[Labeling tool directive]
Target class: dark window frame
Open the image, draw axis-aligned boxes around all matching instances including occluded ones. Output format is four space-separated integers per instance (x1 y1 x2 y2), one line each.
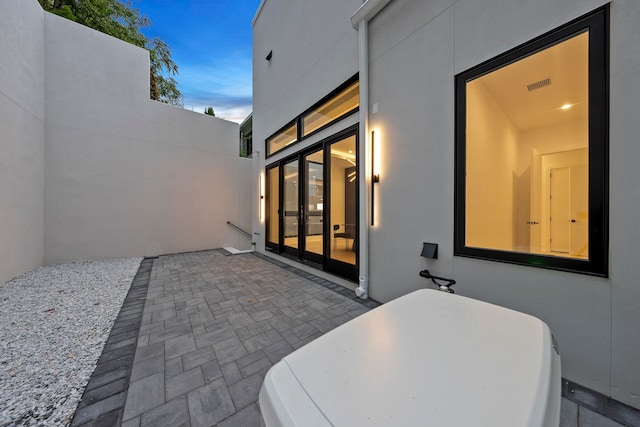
265 74 359 159
301 80 359 138
266 119 298 158
454 5 609 277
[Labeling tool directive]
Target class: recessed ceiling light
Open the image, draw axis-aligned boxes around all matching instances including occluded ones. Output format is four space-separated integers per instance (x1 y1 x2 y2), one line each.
561 104 572 110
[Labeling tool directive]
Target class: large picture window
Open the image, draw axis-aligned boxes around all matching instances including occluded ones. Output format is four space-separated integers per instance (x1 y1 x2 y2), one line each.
454 6 608 276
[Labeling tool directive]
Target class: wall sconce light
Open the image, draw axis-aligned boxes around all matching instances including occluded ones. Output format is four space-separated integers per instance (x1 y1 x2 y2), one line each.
265 50 273 61
372 130 380 183
371 130 380 226
259 173 265 222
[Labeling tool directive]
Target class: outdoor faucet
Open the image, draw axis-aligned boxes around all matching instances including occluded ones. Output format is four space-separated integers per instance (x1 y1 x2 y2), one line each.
419 269 456 294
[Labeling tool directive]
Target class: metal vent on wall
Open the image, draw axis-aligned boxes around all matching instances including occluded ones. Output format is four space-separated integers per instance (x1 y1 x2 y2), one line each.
527 78 552 92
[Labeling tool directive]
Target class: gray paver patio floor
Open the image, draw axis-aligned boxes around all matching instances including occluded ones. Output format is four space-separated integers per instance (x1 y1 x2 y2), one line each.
120 249 374 427
75 249 632 426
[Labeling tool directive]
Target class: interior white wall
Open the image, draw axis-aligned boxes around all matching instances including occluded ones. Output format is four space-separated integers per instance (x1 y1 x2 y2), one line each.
253 0 640 410
0 0 45 284
465 80 517 251
42 12 251 264
330 159 347 230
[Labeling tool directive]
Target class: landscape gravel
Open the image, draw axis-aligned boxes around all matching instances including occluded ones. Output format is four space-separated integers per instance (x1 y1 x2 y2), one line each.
0 258 142 426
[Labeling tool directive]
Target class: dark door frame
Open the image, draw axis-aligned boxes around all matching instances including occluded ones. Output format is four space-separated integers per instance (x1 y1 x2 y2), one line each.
265 124 359 281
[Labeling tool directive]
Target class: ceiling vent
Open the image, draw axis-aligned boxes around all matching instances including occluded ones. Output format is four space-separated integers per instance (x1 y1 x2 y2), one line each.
527 78 551 92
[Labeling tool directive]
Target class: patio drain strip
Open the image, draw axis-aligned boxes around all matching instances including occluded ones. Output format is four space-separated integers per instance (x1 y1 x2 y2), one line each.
251 252 381 309
69 257 154 426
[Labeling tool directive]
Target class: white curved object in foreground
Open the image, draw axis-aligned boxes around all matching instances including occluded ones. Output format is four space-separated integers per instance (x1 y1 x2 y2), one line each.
260 289 561 427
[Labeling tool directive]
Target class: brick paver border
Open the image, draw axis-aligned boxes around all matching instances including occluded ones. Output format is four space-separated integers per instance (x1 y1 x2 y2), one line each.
70 258 154 426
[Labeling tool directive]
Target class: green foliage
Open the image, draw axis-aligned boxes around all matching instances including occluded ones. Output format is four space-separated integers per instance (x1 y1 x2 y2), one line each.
39 0 183 106
204 107 215 116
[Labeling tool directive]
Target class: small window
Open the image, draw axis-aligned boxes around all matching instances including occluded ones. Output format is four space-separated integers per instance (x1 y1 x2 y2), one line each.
267 121 298 157
454 6 608 276
302 81 359 137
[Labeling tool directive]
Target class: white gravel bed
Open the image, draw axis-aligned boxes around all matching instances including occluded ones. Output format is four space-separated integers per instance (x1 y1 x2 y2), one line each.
0 258 143 427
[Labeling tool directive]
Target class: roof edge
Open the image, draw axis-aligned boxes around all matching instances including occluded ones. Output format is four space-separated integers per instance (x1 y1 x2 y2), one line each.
351 0 394 29
252 0 267 27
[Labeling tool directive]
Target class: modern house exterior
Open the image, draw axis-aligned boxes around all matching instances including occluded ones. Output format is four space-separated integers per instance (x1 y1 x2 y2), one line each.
251 0 640 417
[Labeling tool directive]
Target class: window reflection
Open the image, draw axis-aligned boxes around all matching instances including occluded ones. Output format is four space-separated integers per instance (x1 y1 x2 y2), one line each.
303 81 359 136
329 136 357 266
267 122 297 156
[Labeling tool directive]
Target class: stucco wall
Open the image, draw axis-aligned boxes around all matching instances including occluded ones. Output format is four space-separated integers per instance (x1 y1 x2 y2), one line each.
0 0 45 284
43 13 251 264
608 0 640 408
0 2 251 281
367 0 622 402
253 0 640 409
252 0 361 140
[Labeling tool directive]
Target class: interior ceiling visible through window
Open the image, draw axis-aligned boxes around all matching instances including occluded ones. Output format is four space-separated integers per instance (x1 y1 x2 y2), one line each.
476 31 588 132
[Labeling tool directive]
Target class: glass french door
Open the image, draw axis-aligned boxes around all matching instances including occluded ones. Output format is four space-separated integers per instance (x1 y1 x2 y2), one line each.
302 148 324 264
327 135 357 271
282 158 299 256
282 149 324 265
265 126 358 280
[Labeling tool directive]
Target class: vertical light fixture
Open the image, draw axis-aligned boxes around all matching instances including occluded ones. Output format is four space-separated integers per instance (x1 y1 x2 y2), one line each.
371 130 380 226
259 172 265 222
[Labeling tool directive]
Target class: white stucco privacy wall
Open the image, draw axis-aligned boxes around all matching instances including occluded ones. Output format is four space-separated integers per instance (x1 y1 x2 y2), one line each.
0 0 46 284
43 12 252 264
0 0 252 281
253 0 640 410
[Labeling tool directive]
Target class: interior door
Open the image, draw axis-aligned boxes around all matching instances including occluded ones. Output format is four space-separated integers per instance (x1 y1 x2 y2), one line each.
550 167 570 253
570 164 589 258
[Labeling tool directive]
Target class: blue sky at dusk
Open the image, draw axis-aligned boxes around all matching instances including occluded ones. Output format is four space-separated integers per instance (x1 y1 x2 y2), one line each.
135 0 262 123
